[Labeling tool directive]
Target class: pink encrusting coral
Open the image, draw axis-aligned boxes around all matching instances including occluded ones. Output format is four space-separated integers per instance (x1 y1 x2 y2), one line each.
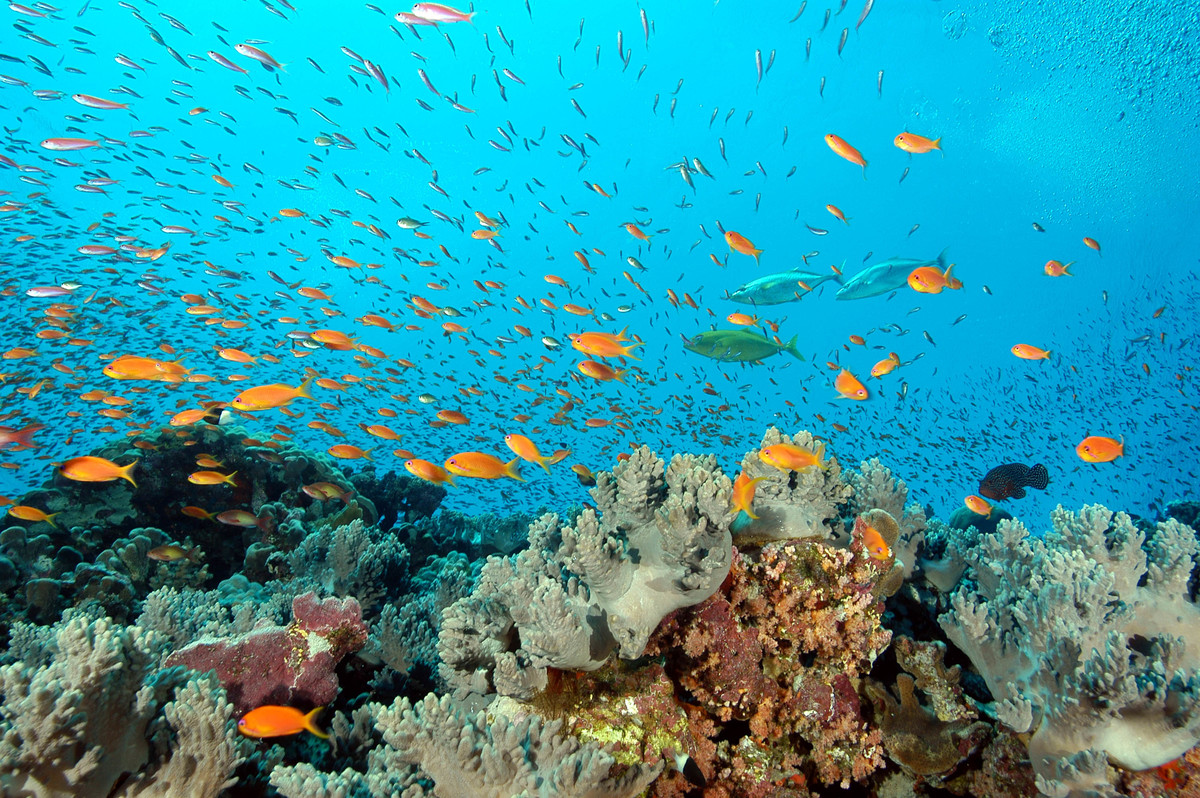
165 591 367 713
645 538 894 794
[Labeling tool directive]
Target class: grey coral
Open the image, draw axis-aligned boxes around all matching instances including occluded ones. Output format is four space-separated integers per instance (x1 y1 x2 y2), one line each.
939 503 1200 798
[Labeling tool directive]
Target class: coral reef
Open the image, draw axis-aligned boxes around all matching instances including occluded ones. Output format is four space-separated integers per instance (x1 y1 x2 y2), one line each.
165 591 367 714
939 504 1200 797
645 537 894 793
731 428 852 544
438 444 735 698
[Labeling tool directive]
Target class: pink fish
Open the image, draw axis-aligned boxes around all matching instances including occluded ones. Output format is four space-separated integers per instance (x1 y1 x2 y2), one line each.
207 50 249 74
235 43 286 71
25 285 76 298
40 138 101 151
71 94 129 110
410 3 475 23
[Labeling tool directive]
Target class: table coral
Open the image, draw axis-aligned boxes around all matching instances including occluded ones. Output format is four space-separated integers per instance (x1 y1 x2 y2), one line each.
165 591 367 714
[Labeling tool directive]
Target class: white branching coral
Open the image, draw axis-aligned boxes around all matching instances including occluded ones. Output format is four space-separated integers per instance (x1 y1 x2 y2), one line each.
939 504 1200 798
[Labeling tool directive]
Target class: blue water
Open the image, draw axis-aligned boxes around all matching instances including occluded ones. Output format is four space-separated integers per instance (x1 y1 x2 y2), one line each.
2 0 1198 528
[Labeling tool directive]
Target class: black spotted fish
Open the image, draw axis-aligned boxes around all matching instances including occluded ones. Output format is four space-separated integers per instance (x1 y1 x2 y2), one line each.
979 463 1050 501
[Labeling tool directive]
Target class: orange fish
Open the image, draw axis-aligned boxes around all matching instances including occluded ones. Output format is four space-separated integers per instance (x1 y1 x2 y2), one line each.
1076 435 1123 463
216 509 271 530
824 133 867 177
505 433 553 474
759 442 826 472
834 369 869 400
568 328 642 360
237 705 329 739
1044 259 1074 277
624 223 651 241
825 204 850 225
436 409 469 425
1011 344 1051 360
871 352 901 378
147 544 200 563
7 505 59 527
328 444 373 460
855 516 892 561
725 312 759 326
731 472 767 519
59 456 138 486
181 505 217 521
908 263 961 294
301 482 353 502
231 378 314 411
894 132 942 155
570 463 596 486
405 458 456 487
188 470 238 486
577 360 627 382
724 230 763 264
1083 236 1102 256
964 495 992 518
445 451 524 481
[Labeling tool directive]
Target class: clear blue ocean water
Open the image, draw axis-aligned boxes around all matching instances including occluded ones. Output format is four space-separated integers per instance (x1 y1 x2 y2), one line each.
2 0 1197 529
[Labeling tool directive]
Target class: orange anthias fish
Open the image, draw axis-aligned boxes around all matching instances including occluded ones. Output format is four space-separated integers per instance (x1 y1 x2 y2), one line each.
577 360 627 382
825 204 850 225
231 377 314 411
568 328 642 359
894 132 942 155
1044 259 1075 277
759 442 826 472
724 230 763 264
7 505 59 527
405 458 456 487
908 263 962 294
188 470 238 486
871 352 901 378
0 423 44 450
1011 344 1051 360
854 515 892 561
731 472 767 519
835 369 869 400
824 133 867 177
505 433 553 474
1083 236 1102 256
570 464 596 486
1076 435 1124 463
238 705 329 739
445 451 524 481
147 544 201 562
59 456 138 486
964 495 993 518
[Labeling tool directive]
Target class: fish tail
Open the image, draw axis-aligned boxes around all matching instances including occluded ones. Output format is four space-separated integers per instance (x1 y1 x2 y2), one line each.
815 441 827 469
621 343 642 361
120 461 138 488
223 470 238 486
504 457 525 482
614 368 628 384
537 456 552 475
861 161 867 180
45 512 59 528
1029 463 1050 489
295 376 314 400
784 334 804 361
442 472 456 488
303 707 331 740
1063 261 1075 276
833 260 846 284
933 137 943 156
744 507 759 520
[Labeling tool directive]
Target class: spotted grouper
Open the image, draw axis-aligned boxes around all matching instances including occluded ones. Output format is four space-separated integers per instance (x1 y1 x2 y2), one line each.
979 463 1050 501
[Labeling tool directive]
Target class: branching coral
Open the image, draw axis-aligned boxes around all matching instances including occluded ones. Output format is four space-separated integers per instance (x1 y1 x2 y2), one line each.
731 427 852 544
939 504 1200 797
439 445 734 698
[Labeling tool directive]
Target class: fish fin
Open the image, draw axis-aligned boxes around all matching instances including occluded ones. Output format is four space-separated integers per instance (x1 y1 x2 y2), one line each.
505 457 525 482
934 137 943 157
833 259 846 284
936 247 950 271
45 512 59 528
303 707 331 740
295 376 314 400
784 334 804 361
120 461 138 488
537 457 552 475
224 470 238 486
1063 261 1075 276
743 507 759 520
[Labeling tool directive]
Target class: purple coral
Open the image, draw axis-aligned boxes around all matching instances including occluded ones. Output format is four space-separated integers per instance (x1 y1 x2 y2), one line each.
165 591 367 714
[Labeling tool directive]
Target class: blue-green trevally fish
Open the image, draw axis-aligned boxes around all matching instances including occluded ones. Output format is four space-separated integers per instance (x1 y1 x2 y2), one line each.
728 267 844 305
683 329 804 362
835 248 949 300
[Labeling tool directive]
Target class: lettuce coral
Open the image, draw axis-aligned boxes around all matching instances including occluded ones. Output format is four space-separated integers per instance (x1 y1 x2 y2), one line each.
938 504 1200 797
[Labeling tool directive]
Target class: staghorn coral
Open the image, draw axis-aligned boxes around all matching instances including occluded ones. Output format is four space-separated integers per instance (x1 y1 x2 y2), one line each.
939 504 1200 797
731 427 852 545
165 591 367 714
439 445 734 698
645 538 893 793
